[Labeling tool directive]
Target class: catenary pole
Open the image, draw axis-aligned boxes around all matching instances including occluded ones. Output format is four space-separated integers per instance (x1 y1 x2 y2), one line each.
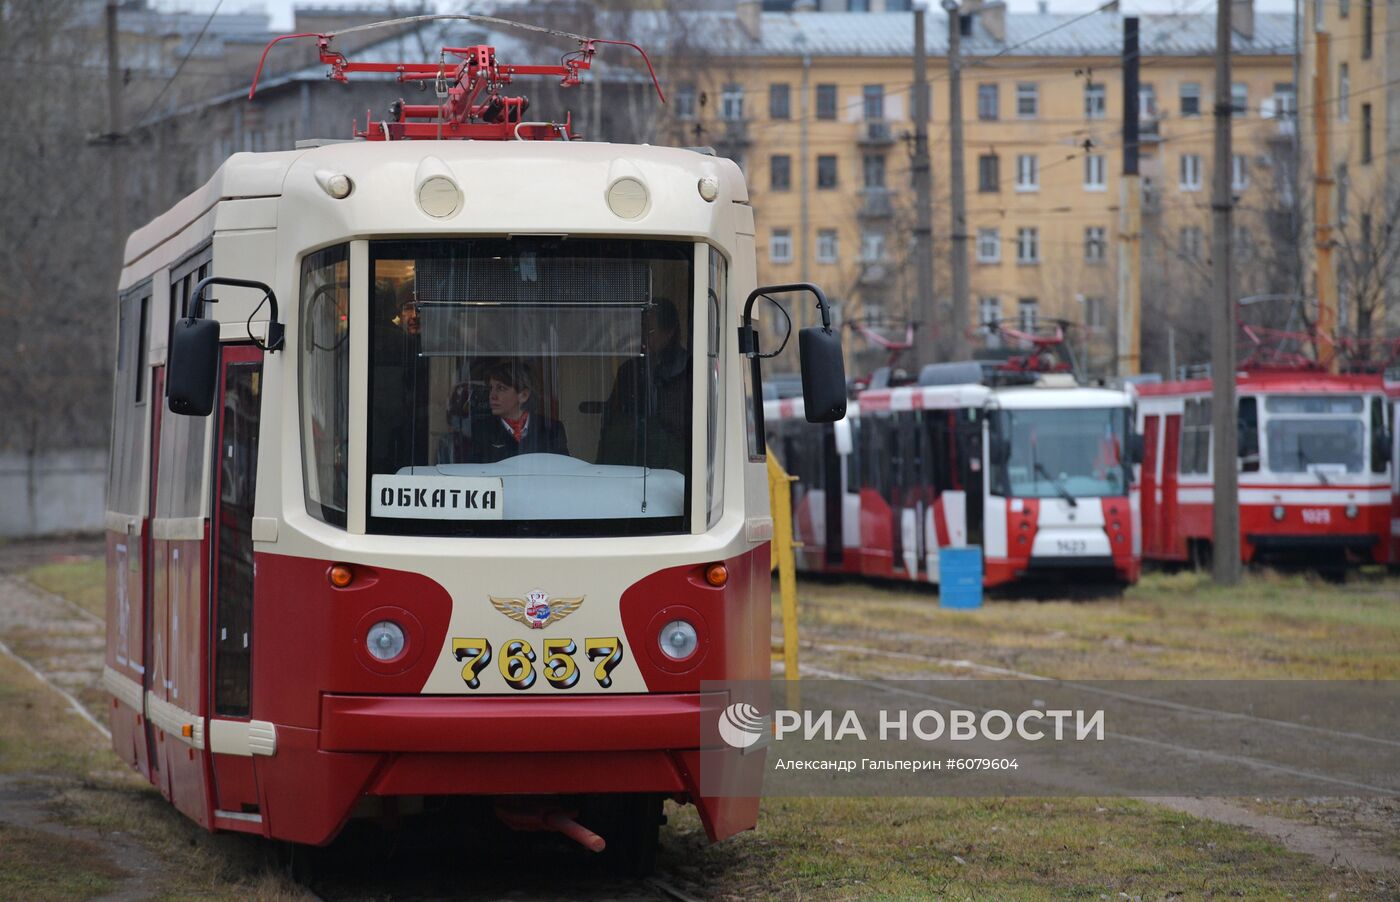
944 0 970 362
912 6 938 367
1210 0 1241 583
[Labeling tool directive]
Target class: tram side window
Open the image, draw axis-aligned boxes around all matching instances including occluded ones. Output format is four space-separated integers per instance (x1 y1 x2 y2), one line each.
1372 397 1388 474
107 288 149 515
1180 398 1211 475
300 244 350 527
1238 397 1259 472
707 247 727 527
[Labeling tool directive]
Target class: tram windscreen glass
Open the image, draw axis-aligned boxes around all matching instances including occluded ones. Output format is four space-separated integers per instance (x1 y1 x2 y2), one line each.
1263 395 1366 474
368 238 695 536
990 407 1131 499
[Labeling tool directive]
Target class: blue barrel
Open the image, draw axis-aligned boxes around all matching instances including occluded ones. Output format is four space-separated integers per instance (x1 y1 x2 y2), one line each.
939 547 984 609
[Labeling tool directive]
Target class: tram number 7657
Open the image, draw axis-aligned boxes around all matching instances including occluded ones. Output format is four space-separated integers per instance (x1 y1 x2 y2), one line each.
452 636 625 691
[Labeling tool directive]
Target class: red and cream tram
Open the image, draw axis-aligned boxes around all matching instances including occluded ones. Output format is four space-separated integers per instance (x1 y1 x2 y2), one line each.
766 356 1141 588
1136 369 1394 568
101 22 844 871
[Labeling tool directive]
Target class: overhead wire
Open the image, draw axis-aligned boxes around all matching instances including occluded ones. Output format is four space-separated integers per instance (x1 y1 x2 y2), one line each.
132 0 228 129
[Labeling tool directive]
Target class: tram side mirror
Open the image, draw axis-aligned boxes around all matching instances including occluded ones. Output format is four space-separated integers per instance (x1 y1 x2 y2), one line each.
167 317 220 417
1129 432 1145 466
799 325 847 423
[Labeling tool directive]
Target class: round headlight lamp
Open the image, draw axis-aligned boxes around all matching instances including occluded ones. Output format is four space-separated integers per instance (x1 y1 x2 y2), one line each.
366 620 406 661
1271 505 1286 522
1345 503 1359 519
659 619 698 661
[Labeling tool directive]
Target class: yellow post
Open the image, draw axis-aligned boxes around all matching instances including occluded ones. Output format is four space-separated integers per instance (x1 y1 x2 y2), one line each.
767 450 800 701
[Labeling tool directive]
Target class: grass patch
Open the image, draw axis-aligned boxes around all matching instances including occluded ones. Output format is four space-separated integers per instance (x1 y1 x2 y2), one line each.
789 569 1400 680
23 558 106 620
0 824 127 901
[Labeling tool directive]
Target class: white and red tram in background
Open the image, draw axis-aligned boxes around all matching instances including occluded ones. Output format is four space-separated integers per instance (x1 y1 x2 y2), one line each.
1137 369 1395 568
766 351 1141 589
101 22 845 871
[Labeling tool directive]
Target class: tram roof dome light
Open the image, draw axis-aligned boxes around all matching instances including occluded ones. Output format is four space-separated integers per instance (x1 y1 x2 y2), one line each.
607 176 650 219
314 169 353 199
414 155 462 219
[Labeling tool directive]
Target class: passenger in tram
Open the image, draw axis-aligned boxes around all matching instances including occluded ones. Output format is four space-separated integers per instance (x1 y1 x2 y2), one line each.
465 360 570 463
597 299 691 472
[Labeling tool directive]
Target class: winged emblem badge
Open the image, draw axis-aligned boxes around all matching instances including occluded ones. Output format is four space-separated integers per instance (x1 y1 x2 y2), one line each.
490 589 584 629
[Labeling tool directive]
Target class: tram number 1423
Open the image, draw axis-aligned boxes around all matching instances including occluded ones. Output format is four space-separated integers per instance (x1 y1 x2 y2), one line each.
452 636 625 691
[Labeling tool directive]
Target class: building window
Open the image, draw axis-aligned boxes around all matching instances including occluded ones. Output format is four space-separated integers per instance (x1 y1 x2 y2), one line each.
1084 154 1106 190
860 229 886 262
863 84 885 121
1361 103 1372 163
849 0 870 10
1179 153 1203 191
1336 64 1350 121
1179 226 1204 261
1016 227 1040 264
978 153 999 192
863 154 886 189
816 83 838 120
721 84 744 121
1274 83 1298 122
770 154 792 191
1231 82 1248 116
1140 84 1158 120
1016 154 1039 191
1314 0 1324 31
979 296 1002 331
770 83 791 120
770 228 793 264
1362 0 1373 58
978 83 998 120
817 155 838 189
1231 154 1249 191
1084 226 1107 262
1180 81 1201 117
817 229 839 263
675 83 696 120
976 227 1001 263
1084 83 1106 119
1018 298 1039 331
1084 296 1106 330
1016 83 1038 118
1340 0 1350 16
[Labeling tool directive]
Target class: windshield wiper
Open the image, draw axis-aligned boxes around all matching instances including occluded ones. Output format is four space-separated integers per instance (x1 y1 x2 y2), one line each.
1035 462 1077 507
1296 446 1330 484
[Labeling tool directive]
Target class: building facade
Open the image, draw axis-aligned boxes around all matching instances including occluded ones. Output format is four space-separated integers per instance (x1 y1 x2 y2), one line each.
1301 0 1399 350
663 5 1295 375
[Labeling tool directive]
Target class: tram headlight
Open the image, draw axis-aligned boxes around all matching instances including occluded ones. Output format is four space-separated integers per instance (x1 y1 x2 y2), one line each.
1345 503 1359 519
366 621 406 661
658 619 698 661
1272 505 1286 522
697 175 719 202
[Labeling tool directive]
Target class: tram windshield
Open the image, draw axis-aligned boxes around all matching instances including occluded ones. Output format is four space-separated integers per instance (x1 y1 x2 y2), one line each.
365 237 695 536
990 407 1131 500
1264 395 1366 475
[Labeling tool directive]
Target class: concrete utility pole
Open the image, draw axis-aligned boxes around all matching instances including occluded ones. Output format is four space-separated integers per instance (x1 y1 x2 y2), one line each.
1312 31 1339 372
911 6 938 368
800 47 812 293
944 0 970 362
1115 16 1142 377
105 0 127 255
1210 0 1241 584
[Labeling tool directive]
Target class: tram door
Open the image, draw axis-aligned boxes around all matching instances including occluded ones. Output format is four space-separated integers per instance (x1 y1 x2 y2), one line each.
142 366 165 781
208 346 264 816
956 410 985 546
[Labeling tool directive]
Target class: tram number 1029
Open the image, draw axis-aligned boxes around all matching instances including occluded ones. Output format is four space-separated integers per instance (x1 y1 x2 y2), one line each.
452 636 625 691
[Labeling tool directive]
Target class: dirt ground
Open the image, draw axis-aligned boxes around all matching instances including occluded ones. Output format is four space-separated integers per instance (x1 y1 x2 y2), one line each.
1 537 1396 900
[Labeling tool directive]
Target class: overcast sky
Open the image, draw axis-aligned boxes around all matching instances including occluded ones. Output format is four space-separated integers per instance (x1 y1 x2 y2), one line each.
151 0 1296 34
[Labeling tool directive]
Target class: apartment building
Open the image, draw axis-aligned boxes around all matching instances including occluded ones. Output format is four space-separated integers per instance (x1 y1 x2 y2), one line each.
1301 0 1400 345
664 4 1295 373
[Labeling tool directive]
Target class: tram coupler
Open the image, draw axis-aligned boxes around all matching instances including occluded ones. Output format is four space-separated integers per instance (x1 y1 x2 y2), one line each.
494 800 606 853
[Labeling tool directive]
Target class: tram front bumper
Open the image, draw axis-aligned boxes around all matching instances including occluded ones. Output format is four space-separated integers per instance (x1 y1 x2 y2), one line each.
319 691 712 753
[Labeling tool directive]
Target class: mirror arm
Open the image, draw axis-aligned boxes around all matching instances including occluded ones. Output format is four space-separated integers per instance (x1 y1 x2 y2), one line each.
741 281 835 336
191 276 286 352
